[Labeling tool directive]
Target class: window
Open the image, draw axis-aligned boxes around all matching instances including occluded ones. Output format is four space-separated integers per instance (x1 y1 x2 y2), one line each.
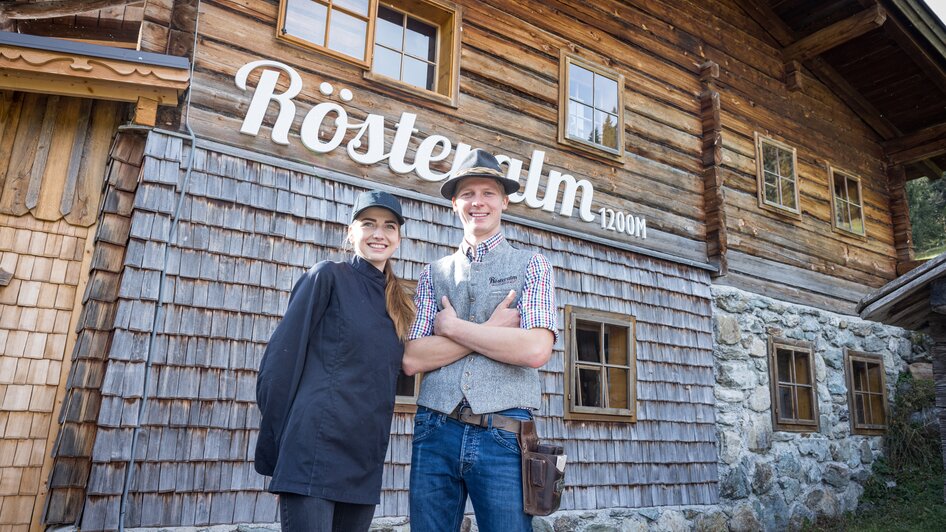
278 0 375 66
755 134 800 217
278 0 460 104
829 166 866 236
559 53 625 160
564 306 636 422
768 337 819 432
845 350 888 435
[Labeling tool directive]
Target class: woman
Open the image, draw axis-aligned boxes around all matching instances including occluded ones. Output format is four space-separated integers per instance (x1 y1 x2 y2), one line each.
255 190 415 532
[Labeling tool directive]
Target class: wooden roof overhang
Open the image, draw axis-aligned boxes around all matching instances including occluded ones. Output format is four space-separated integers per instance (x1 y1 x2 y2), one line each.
735 0 946 182
858 251 946 330
0 30 189 125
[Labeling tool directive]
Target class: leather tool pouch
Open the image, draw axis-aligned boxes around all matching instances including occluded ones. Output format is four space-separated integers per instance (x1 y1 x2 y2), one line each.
518 420 565 516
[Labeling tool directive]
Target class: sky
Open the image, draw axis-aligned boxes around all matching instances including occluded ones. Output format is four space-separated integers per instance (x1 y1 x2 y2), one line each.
925 0 946 26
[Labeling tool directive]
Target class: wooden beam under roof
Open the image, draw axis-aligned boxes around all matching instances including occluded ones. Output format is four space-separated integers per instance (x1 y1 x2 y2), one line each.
784 4 888 62
883 122 946 165
0 0 139 19
732 0 901 140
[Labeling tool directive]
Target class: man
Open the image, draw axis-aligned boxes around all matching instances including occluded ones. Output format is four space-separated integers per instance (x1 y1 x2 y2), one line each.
403 149 557 532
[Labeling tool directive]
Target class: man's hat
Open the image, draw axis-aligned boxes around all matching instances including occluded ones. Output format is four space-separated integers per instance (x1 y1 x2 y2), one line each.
351 190 406 225
440 149 520 199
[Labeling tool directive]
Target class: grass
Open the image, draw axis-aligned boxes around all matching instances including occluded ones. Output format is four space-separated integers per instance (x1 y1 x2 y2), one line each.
916 243 946 260
804 375 946 531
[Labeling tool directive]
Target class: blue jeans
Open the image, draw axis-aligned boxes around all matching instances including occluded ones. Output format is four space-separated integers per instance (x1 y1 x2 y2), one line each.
409 406 533 532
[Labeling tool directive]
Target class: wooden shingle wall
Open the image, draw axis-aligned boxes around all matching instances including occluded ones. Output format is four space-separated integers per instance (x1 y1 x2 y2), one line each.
53 131 714 528
0 91 121 531
43 130 148 527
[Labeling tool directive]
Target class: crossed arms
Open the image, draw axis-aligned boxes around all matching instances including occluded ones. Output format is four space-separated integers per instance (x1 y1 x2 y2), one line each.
401 290 555 376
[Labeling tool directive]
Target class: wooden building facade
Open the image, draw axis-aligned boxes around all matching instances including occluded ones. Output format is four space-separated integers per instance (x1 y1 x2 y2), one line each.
0 0 944 530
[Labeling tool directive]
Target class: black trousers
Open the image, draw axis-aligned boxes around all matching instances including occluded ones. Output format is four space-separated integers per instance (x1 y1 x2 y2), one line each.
278 494 376 532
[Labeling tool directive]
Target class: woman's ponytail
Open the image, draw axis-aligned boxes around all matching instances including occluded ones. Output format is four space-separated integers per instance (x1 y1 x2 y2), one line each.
384 261 416 341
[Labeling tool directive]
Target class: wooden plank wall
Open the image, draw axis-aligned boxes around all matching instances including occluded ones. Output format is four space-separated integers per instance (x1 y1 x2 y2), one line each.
690 1 897 312
0 91 121 531
58 132 715 527
184 0 710 265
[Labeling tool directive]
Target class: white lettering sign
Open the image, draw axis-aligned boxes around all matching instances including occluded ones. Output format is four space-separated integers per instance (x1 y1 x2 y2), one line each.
234 60 646 238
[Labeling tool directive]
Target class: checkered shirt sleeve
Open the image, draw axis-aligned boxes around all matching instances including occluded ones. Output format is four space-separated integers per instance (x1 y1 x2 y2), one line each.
519 254 558 342
406 264 437 340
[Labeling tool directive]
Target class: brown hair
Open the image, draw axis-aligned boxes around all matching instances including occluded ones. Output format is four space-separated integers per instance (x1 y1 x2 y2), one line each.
383 260 416 341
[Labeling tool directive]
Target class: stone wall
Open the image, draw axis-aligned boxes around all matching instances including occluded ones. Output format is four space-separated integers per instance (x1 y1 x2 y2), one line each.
711 285 926 530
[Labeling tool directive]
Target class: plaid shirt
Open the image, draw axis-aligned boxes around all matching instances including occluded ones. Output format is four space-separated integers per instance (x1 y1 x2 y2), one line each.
407 233 558 342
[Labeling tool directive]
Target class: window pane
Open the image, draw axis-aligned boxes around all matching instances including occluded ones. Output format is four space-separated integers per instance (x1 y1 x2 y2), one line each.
396 371 415 396
793 352 811 385
607 368 629 409
376 6 404 50
854 393 867 424
867 363 883 392
373 45 402 80
776 349 793 384
403 56 434 90
834 173 846 200
796 386 814 420
327 9 368 60
847 177 861 205
604 324 628 365
849 205 864 234
836 199 850 229
853 361 867 391
576 326 600 363
778 385 795 419
284 0 328 45
779 177 796 209
762 143 778 173
577 366 603 407
568 101 594 143
594 74 619 114
569 63 594 105
869 394 885 425
334 0 369 16
594 110 620 150
405 17 437 61
777 149 794 177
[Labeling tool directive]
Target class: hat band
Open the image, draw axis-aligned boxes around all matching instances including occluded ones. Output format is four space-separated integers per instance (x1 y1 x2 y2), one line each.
453 166 506 179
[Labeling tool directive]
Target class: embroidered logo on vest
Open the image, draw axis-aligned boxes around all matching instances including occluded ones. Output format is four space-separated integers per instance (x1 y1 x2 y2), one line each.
489 275 518 286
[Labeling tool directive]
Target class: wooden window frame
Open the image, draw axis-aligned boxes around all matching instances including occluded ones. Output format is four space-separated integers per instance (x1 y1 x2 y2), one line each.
768 337 819 432
277 0 378 68
363 0 461 107
558 52 626 162
844 350 888 435
564 305 637 422
828 165 867 239
755 133 802 219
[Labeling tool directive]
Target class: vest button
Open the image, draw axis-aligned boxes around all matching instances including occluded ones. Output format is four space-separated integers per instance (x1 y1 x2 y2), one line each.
463 384 470 391
469 314 474 320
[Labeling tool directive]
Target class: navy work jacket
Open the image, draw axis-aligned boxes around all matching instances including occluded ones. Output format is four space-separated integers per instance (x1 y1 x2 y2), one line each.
255 256 403 504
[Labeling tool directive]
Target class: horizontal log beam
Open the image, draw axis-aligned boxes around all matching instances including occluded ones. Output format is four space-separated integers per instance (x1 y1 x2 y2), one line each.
785 4 888 62
0 0 139 20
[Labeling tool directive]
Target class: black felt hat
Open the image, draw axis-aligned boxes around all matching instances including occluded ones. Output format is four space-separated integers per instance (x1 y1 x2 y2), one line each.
351 190 406 225
440 149 520 199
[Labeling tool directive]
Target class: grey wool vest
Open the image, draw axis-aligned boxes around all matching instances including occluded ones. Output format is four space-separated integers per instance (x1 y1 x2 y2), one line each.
417 239 541 414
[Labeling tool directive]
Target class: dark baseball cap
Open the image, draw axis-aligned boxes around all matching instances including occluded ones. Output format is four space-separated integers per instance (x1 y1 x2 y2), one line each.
351 190 406 225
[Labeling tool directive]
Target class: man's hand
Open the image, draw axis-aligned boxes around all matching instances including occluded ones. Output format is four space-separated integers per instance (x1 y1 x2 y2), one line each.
485 290 520 328
433 296 458 337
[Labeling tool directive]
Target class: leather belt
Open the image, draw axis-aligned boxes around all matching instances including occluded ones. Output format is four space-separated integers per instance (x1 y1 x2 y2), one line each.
447 404 523 434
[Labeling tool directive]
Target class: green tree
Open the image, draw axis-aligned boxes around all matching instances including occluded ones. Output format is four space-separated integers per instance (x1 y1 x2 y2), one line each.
907 176 946 258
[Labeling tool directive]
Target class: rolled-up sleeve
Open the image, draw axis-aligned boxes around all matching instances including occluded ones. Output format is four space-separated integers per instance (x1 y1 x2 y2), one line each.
407 264 437 340
519 254 558 342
